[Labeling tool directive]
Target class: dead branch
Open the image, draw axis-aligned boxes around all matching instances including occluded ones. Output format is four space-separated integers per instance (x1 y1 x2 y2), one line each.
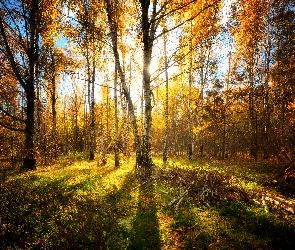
254 192 295 214
169 181 195 210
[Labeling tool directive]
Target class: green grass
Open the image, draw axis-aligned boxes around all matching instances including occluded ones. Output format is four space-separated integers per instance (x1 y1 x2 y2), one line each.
1 156 295 249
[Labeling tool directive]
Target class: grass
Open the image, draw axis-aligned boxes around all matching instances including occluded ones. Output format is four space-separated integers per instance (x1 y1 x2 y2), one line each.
1 155 295 249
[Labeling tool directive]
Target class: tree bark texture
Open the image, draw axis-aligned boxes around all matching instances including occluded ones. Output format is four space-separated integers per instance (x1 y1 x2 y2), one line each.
23 0 39 170
114 63 120 167
140 0 157 176
24 81 36 170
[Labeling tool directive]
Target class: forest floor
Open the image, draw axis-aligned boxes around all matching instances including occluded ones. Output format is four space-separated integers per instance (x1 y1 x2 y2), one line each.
1 155 295 249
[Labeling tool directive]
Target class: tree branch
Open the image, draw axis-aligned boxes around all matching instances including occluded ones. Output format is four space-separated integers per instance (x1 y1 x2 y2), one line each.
151 0 199 24
151 0 169 22
150 46 191 83
0 106 25 123
154 1 219 41
0 120 25 133
0 15 26 89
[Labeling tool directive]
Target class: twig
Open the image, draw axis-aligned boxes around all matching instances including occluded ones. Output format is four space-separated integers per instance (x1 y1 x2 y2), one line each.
169 181 195 210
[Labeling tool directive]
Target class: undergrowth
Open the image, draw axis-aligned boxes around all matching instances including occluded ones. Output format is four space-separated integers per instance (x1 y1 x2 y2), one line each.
1 156 295 249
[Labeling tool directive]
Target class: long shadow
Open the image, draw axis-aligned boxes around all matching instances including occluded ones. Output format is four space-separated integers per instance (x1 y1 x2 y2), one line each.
0 162 162 249
128 183 161 250
0 167 137 249
215 200 295 250
165 200 295 250
157 166 295 249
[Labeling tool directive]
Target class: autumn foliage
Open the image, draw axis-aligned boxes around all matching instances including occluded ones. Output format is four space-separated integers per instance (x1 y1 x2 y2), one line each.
0 0 294 175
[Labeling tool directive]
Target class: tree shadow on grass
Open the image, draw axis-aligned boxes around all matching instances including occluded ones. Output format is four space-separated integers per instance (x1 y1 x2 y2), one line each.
128 183 161 250
156 167 295 249
215 201 295 250
0 168 138 249
169 200 295 250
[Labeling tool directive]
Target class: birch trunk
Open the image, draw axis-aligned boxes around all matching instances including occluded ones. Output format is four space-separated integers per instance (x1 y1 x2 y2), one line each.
114 63 120 167
89 62 95 160
222 51 231 160
105 0 142 168
163 31 169 163
187 22 193 161
139 0 157 179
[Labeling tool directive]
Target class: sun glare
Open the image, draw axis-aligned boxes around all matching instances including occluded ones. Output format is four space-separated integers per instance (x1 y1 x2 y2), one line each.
149 61 158 75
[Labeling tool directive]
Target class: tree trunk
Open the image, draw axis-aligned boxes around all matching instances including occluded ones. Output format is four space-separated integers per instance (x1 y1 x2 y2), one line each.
51 76 58 158
222 51 231 160
187 21 193 161
35 84 42 159
249 66 257 161
141 48 153 169
23 80 36 170
262 26 271 159
163 31 169 163
114 63 120 167
85 34 94 160
105 0 142 169
89 60 96 161
22 0 39 170
0 0 40 170
140 0 157 178
100 126 107 165
50 52 58 160
119 57 131 156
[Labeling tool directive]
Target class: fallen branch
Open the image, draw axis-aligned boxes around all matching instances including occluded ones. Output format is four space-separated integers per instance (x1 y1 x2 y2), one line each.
169 181 195 210
254 192 295 214
266 193 295 214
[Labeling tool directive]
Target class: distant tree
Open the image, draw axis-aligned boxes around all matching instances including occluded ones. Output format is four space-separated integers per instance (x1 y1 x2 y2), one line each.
231 0 269 160
271 0 295 159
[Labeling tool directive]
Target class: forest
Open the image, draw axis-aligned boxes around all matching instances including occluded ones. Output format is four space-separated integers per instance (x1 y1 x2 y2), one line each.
1 0 295 249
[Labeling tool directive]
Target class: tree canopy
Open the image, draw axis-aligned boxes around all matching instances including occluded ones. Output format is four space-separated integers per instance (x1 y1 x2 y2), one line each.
1 0 295 172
